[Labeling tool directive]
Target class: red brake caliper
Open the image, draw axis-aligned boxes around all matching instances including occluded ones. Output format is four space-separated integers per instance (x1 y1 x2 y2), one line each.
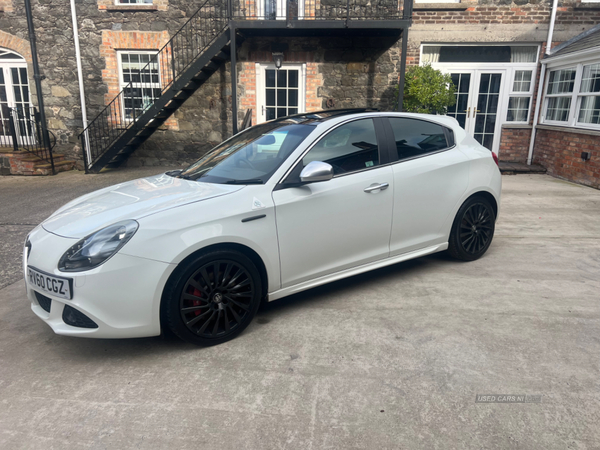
192 288 203 316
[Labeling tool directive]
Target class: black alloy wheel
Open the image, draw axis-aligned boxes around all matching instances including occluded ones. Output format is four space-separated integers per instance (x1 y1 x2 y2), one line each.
448 196 496 261
164 250 262 346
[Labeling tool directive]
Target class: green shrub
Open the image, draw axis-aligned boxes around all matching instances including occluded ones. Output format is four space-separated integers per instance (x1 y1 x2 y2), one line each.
394 64 457 114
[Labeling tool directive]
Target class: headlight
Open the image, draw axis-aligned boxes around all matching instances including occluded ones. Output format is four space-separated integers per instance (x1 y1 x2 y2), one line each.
58 220 139 272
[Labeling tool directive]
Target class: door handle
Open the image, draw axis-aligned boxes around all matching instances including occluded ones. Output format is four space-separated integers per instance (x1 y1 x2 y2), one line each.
466 107 471 117
364 183 389 193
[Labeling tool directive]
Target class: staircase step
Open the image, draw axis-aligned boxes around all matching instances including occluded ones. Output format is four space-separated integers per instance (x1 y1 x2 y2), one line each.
202 61 220 73
211 51 230 62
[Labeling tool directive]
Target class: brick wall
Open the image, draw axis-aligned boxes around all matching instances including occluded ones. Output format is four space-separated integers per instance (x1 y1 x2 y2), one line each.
0 0 13 13
99 30 178 129
533 128 600 190
238 49 324 125
412 4 600 26
0 30 31 63
499 127 532 162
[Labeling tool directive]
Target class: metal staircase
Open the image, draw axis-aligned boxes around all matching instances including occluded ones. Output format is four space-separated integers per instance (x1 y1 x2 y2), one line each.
80 0 413 173
80 0 231 173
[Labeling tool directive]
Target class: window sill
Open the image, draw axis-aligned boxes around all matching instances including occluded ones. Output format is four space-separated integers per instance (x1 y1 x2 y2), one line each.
103 5 159 12
537 124 600 137
574 3 600 10
413 3 469 11
502 124 532 129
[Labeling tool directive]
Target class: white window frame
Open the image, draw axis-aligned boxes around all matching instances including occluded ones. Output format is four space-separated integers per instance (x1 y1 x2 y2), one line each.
506 68 536 123
255 63 306 124
542 58 600 131
117 50 162 122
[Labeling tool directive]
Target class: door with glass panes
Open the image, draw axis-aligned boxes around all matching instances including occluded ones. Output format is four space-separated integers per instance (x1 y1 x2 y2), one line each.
0 49 32 146
446 69 507 152
257 64 305 123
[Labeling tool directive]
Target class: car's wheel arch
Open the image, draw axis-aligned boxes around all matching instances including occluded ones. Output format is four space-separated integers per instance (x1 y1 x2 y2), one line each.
159 242 270 333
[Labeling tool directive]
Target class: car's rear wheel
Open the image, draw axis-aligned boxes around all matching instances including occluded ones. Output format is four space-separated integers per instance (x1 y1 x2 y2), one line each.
448 195 496 261
164 250 262 346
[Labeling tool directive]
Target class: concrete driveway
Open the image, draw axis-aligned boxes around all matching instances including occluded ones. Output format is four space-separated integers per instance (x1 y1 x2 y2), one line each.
0 171 599 449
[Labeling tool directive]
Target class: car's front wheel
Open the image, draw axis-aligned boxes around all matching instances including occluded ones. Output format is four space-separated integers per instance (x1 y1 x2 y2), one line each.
448 195 496 261
164 250 262 346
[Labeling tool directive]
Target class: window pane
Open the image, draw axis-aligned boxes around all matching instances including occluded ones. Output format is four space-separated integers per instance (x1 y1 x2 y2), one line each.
277 70 287 87
303 119 380 174
389 118 448 160
289 70 298 88
507 97 530 122
581 63 600 94
513 70 532 92
266 89 275 106
546 97 572 122
547 69 576 94
578 96 600 124
266 70 276 88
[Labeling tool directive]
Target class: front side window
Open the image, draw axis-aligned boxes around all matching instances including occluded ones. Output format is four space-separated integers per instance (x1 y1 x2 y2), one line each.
577 63 600 125
179 121 314 184
119 51 161 120
302 119 380 175
388 118 449 161
544 68 576 122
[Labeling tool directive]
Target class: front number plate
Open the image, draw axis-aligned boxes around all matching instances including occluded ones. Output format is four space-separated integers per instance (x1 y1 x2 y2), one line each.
27 266 72 300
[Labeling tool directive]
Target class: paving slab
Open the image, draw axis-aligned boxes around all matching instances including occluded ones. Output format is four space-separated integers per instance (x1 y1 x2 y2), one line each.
0 173 599 449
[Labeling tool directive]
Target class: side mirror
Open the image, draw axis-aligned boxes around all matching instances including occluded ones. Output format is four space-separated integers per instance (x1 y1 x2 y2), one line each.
300 161 334 183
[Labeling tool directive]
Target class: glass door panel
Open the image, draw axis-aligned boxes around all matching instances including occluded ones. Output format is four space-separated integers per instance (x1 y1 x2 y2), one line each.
265 68 300 120
473 73 502 150
447 72 472 129
0 69 10 144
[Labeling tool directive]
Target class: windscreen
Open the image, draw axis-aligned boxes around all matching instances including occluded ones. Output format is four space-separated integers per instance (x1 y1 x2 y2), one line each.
178 122 315 184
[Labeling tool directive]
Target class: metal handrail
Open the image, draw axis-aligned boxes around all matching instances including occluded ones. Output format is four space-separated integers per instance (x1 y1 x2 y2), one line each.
2 106 56 174
230 0 406 21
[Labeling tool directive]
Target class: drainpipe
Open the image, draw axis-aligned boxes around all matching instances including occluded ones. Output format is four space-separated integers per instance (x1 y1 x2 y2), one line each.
24 0 53 173
70 0 91 166
527 0 557 165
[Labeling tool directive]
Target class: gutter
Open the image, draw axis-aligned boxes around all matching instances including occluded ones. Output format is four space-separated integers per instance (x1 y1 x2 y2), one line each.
527 0 558 165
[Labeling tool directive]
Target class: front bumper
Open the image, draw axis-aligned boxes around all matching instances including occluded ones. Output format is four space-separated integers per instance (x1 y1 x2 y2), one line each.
23 226 175 339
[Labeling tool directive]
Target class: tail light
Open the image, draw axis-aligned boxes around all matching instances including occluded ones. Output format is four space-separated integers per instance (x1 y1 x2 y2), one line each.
492 152 499 168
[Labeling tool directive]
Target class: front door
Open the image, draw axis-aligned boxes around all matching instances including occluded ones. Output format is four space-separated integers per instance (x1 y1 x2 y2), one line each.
273 118 393 288
446 69 506 153
257 64 305 123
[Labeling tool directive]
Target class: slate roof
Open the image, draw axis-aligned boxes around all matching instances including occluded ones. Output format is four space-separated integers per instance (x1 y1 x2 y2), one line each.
545 23 600 59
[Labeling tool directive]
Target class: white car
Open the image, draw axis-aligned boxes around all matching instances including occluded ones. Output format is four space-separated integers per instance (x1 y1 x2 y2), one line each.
23 110 501 346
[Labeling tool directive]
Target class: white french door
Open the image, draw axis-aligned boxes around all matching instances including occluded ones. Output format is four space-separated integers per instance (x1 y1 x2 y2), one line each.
258 0 305 20
0 60 33 146
256 63 306 123
445 69 507 154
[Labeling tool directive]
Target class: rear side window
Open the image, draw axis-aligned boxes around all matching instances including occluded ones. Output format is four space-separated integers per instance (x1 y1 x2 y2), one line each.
388 118 450 161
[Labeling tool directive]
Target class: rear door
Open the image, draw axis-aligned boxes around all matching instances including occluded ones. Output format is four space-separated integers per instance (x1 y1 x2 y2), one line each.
383 117 470 256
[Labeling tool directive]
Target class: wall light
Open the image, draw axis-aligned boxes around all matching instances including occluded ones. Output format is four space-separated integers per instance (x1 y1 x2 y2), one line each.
272 52 284 70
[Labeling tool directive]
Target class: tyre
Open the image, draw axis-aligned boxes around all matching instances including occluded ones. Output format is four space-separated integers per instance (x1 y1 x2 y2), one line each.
164 250 262 346
447 195 496 261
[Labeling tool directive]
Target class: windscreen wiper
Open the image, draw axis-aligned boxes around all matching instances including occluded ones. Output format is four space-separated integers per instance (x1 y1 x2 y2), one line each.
223 179 264 185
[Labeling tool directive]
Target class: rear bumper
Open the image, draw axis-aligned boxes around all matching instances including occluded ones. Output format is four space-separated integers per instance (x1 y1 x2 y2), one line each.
24 226 176 339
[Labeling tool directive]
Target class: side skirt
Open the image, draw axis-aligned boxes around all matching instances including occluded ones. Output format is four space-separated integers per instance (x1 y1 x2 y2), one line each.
267 243 449 302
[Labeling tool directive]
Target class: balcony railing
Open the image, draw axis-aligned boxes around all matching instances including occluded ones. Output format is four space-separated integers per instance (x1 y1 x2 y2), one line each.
232 0 407 21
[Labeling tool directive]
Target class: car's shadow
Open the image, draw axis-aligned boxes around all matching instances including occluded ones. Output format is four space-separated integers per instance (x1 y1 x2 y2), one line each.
44 252 457 357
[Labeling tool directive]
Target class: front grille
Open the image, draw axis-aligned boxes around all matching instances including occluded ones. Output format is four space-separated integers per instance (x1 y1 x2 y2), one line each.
34 291 51 313
62 305 98 329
